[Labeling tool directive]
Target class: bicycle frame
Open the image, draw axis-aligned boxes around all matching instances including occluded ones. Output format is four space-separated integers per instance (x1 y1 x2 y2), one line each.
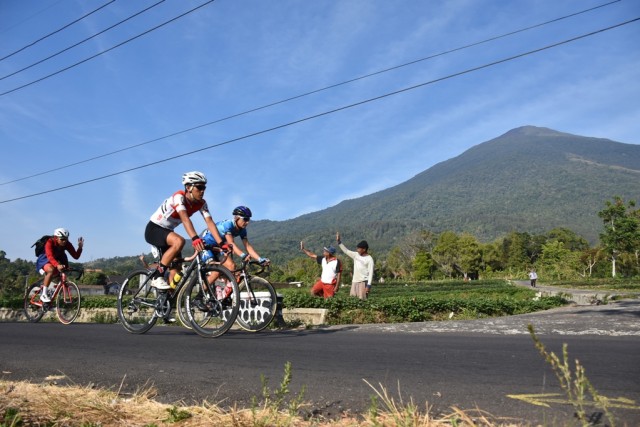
124 246 227 322
24 267 83 324
29 271 76 307
235 260 267 299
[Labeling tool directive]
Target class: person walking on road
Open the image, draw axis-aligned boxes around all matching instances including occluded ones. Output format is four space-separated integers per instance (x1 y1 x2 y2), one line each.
529 268 538 287
336 232 374 300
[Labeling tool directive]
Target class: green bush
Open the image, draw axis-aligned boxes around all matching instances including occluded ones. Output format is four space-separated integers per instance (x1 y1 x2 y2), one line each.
280 280 567 325
82 295 118 309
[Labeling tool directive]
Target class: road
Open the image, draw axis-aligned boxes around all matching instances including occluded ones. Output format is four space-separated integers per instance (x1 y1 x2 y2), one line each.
1 298 639 425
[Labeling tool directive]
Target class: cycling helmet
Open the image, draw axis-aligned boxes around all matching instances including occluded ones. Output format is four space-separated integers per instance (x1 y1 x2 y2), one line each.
181 171 207 186
53 228 70 238
232 206 252 218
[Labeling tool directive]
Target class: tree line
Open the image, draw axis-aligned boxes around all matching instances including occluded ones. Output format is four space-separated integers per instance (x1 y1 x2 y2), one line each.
267 196 640 283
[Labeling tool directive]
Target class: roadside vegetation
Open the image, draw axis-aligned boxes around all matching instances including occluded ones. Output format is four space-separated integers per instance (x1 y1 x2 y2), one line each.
0 279 569 325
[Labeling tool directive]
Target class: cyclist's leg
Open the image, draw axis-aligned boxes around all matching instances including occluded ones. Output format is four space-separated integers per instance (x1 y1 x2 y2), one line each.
222 256 239 296
42 264 57 287
201 253 233 296
162 232 184 269
145 222 180 288
40 264 58 302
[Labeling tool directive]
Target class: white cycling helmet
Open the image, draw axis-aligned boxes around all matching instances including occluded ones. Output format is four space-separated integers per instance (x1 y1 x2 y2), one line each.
181 171 207 186
53 228 70 238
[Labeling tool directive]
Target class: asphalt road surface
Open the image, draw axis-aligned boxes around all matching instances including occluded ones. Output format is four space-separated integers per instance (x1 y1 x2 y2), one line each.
1 299 639 425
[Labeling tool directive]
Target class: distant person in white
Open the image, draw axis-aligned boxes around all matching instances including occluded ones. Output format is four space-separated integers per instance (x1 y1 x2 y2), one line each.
336 232 374 300
529 269 538 287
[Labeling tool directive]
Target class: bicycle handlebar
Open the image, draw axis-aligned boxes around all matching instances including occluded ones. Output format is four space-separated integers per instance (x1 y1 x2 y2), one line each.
238 259 270 275
61 267 84 280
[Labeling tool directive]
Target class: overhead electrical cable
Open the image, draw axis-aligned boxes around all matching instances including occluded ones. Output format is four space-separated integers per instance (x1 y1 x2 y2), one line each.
0 0 216 97
0 0 116 62
1 16 637 205
0 0 622 186
0 1 166 82
0 0 64 35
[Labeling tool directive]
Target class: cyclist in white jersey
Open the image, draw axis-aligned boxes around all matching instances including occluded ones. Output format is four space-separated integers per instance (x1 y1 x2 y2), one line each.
144 171 226 290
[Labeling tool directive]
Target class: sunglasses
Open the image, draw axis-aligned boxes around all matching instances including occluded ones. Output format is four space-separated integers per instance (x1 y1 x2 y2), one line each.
58 237 67 241
193 184 206 191
241 217 251 222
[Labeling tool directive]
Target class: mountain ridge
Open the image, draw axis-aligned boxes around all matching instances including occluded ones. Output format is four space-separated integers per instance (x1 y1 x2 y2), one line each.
249 125 640 263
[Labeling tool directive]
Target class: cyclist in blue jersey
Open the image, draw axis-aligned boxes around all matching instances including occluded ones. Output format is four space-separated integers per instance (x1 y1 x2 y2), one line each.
200 206 269 294
201 206 269 266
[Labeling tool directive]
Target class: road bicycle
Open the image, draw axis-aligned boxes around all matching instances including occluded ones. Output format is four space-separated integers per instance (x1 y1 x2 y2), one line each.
24 267 83 324
117 245 239 336
233 259 278 332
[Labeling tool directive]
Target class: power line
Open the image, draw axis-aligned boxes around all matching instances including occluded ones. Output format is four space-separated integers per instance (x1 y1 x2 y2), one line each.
0 0 622 186
0 0 216 97
0 0 64 35
0 1 166 82
0 0 116 62
1 16 637 205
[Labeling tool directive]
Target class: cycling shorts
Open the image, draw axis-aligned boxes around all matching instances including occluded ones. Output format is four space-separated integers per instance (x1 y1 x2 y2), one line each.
145 221 173 253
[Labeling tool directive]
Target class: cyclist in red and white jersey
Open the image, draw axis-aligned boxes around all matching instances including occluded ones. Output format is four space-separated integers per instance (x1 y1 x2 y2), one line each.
144 171 226 290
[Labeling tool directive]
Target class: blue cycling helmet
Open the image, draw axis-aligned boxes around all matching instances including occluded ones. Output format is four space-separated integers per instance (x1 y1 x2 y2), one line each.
232 206 252 218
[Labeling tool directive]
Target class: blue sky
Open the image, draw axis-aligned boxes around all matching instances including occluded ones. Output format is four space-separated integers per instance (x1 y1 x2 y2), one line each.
1 0 639 262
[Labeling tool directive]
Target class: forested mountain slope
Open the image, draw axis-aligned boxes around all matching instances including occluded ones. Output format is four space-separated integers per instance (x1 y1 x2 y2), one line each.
249 126 640 263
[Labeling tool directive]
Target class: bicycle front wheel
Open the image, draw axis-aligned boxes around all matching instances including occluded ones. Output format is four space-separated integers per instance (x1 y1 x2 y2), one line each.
236 276 277 332
186 265 239 338
23 281 46 323
117 269 159 334
56 281 81 324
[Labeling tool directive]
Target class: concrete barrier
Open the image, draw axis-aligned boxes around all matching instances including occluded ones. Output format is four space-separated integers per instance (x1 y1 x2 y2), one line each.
0 307 328 326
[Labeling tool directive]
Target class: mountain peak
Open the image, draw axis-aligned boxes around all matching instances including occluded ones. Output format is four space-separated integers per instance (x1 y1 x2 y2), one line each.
501 125 573 138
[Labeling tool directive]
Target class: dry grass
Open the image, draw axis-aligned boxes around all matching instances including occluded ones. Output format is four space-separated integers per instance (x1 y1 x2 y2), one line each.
0 379 528 427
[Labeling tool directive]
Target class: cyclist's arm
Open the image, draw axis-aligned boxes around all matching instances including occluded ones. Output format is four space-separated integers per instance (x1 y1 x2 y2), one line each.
242 238 261 260
178 210 200 243
44 239 62 268
203 216 224 245
65 241 82 260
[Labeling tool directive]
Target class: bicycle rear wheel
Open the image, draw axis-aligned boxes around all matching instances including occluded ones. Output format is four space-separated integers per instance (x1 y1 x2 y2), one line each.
236 276 277 332
186 265 239 338
176 274 194 330
23 281 46 323
56 281 81 324
117 269 159 334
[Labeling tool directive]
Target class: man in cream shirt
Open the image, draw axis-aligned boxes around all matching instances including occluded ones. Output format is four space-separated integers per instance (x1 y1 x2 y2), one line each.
336 232 374 300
